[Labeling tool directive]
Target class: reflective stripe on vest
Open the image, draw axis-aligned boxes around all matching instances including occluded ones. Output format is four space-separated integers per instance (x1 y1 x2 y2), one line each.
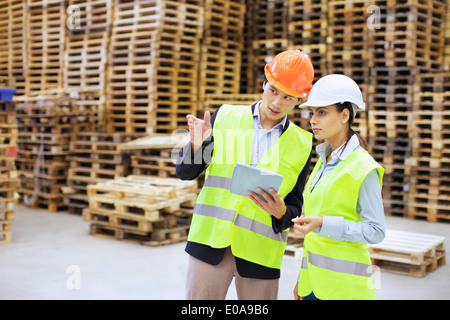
203 175 231 190
193 203 235 222
307 251 372 278
234 214 288 242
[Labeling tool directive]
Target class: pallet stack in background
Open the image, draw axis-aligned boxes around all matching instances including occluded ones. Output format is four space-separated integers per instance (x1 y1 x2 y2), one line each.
0 94 18 243
327 0 370 139
409 72 450 223
0 0 448 251
249 0 289 93
64 132 130 213
26 0 67 95
14 90 99 212
64 0 112 130
367 0 446 219
107 0 204 135
0 0 27 96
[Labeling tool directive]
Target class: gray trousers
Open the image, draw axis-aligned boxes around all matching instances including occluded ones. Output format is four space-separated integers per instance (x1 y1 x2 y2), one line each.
185 247 279 300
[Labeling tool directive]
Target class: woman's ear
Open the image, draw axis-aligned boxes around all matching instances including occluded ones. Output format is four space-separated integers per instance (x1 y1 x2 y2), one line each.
341 108 350 124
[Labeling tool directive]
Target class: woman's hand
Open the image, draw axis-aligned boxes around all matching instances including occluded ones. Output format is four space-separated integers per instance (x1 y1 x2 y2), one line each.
248 188 286 220
291 216 323 235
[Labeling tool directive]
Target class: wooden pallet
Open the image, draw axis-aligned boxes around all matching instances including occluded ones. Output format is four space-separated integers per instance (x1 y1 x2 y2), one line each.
284 227 304 258
84 175 198 246
87 175 197 203
204 0 245 40
64 32 109 91
369 229 446 277
251 0 288 39
0 99 17 241
130 155 177 178
88 220 190 247
69 132 125 154
288 0 327 21
198 44 242 101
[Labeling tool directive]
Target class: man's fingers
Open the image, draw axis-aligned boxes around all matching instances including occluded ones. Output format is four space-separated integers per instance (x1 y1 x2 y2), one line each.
204 111 211 127
248 191 267 209
256 188 271 202
268 188 283 204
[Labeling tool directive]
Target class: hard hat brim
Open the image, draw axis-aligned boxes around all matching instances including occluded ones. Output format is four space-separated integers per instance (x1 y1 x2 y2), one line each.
299 100 365 110
265 68 305 98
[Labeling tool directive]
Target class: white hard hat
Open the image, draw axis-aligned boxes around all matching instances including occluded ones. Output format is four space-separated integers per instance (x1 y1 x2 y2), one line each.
299 74 365 113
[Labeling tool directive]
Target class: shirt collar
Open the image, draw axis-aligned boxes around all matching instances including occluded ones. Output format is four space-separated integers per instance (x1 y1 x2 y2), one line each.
316 134 360 164
253 101 287 130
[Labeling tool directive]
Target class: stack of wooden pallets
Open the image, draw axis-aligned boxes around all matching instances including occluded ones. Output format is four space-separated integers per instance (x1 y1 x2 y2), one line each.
0 100 18 243
369 229 446 277
0 0 27 95
25 0 67 96
15 90 99 212
409 72 450 223
367 0 446 217
286 0 328 141
239 0 255 94
368 66 417 217
368 0 445 70
326 0 370 85
82 175 198 246
64 0 112 128
288 0 328 81
327 0 370 139
64 132 129 213
249 0 288 94
64 0 112 93
106 0 204 135
199 0 246 103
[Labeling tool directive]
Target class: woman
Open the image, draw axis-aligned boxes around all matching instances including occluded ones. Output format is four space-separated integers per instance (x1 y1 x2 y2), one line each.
292 74 385 300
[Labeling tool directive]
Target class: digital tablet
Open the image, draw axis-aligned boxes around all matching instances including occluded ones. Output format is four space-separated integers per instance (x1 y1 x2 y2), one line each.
229 163 283 200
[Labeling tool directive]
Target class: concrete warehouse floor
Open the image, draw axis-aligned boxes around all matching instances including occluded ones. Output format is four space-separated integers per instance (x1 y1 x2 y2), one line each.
1 204 449 300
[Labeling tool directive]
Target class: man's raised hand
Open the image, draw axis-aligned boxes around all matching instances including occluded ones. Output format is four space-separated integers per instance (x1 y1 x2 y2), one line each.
186 111 212 153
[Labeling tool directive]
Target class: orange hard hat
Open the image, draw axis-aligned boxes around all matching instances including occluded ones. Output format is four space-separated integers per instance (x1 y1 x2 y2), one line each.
264 50 314 98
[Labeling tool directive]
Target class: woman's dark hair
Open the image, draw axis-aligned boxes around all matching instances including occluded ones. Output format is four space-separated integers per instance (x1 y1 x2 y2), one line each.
336 102 369 152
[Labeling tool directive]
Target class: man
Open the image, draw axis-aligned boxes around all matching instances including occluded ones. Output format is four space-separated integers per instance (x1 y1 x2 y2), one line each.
176 50 314 300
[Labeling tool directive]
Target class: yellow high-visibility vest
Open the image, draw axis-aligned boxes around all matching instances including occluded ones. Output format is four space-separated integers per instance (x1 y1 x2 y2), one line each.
188 104 312 269
298 148 384 300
